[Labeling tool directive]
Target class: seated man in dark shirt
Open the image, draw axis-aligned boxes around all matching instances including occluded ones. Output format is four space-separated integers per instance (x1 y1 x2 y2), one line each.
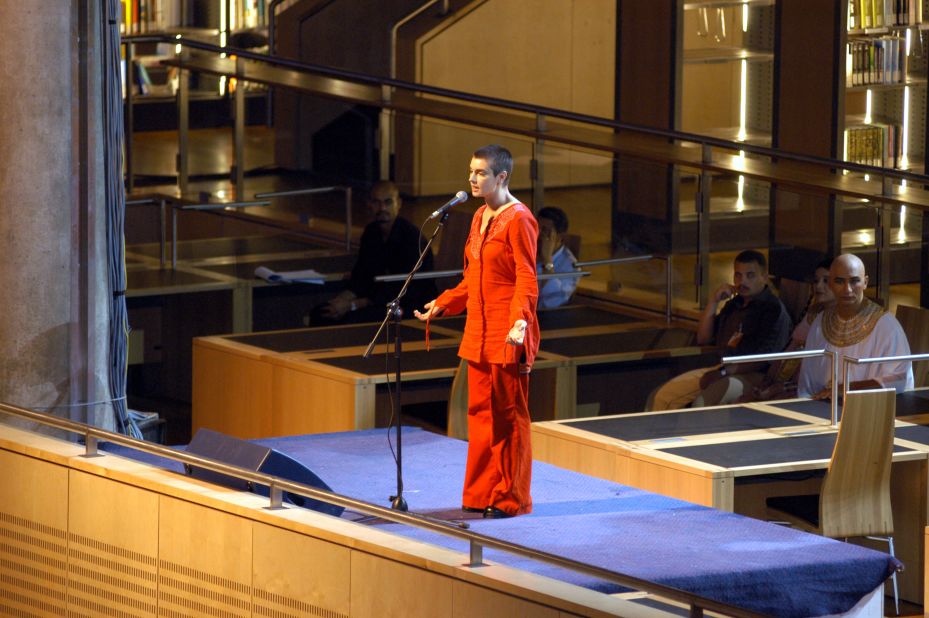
647 249 792 410
315 181 436 324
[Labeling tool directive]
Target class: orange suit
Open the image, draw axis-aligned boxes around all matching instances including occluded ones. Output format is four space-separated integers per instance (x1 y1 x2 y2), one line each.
436 203 539 515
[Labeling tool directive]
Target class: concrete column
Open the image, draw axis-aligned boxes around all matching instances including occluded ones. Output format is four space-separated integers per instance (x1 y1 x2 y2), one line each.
0 2 113 432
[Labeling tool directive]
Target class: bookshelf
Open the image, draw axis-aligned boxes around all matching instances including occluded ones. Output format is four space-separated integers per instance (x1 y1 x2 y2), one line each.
844 0 927 172
120 0 268 34
680 0 775 146
122 0 270 102
678 0 776 283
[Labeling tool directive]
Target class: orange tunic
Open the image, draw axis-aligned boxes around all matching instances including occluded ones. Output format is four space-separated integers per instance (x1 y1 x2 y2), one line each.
436 202 539 516
436 203 540 368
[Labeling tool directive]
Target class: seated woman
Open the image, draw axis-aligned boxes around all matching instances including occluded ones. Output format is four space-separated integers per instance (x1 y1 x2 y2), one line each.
702 258 834 404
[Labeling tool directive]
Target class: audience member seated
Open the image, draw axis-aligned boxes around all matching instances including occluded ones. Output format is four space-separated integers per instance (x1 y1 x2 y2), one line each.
728 258 834 403
536 206 580 309
647 250 792 410
798 253 913 398
313 181 436 324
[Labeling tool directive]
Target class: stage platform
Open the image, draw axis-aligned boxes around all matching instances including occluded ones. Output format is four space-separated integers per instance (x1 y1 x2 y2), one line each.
531 392 929 603
82 425 896 617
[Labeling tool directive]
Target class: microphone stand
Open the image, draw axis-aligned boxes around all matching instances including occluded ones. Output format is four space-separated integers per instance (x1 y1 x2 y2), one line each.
362 211 450 513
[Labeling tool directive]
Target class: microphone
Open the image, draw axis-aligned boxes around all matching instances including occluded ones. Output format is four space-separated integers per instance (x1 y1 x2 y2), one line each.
428 191 468 220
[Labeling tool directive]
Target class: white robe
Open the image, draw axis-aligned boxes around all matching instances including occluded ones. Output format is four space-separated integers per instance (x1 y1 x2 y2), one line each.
798 312 914 397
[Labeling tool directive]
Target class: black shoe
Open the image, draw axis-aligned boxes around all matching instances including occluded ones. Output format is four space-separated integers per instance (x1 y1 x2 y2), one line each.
461 505 484 513
483 506 513 519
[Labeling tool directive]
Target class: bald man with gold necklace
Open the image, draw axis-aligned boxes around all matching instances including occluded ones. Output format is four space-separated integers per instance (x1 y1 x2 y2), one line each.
798 253 913 398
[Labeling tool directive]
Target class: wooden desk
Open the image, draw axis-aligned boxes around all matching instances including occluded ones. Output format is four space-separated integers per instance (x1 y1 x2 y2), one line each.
532 394 929 602
193 305 715 441
431 304 716 416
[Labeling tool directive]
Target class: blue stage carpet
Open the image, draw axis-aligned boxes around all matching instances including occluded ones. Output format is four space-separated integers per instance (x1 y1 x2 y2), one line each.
107 427 898 617
253 428 896 618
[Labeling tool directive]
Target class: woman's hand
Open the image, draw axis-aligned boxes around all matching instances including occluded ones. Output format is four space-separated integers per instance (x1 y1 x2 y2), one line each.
413 300 444 321
506 319 528 345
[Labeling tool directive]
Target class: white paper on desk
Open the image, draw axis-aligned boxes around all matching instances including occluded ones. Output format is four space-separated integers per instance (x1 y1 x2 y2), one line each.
254 266 325 285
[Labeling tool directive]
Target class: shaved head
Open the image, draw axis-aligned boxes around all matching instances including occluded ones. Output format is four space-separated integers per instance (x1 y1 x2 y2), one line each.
831 253 866 276
829 253 869 317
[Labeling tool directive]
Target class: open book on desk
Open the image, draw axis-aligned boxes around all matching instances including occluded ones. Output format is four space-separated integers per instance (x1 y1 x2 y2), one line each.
254 266 325 285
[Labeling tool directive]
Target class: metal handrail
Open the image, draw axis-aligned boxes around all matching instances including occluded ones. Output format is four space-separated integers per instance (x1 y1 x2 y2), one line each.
842 352 929 401
255 186 353 250
119 34 929 191
0 401 766 618
573 255 653 268
171 200 271 269
722 348 840 426
374 269 591 283
574 255 674 324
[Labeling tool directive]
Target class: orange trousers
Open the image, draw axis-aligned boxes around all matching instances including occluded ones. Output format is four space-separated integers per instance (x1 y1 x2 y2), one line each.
462 360 533 516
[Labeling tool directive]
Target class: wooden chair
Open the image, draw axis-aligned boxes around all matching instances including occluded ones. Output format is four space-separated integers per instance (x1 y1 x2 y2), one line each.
766 388 899 613
447 358 469 440
895 305 929 388
774 277 810 325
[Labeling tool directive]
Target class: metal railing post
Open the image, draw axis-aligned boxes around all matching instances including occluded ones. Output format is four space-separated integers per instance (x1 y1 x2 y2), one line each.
233 55 246 199
877 199 892 306
159 199 167 268
176 50 190 195
696 146 713 308
829 350 840 427
665 255 673 323
268 485 284 510
469 540 484 567
344 186 353 250
532 113 546 211
124 41 136 192
83 434 99 458
172 206 178 270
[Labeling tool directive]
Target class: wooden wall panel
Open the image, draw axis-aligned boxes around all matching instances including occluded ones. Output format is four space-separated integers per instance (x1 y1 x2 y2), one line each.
452 580 560 617
411 0 616 196
0 450 68 618
252 520 352 618
67 471 159 618
158 496 253 617
351 551 454 617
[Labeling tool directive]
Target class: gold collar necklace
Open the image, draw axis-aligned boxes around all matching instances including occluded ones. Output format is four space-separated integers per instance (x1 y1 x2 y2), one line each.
821 298 885 347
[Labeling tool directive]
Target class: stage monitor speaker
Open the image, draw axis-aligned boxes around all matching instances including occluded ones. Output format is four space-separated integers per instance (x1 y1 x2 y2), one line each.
186 428 344 517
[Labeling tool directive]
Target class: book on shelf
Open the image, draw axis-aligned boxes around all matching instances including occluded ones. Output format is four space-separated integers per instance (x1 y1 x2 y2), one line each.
848 35 906 85
845 122 901 168
849 0 922 30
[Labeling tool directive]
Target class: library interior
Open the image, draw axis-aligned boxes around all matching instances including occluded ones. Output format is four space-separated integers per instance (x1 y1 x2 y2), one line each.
4 1 929 617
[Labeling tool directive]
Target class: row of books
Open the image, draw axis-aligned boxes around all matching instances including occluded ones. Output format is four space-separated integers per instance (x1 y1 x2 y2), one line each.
849 0 923 29
120 0 267 34
848 36 907 85
845 123 901 168
121 0 173 34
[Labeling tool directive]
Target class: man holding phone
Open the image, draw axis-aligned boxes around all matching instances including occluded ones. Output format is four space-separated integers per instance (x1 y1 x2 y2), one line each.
647 250 792 411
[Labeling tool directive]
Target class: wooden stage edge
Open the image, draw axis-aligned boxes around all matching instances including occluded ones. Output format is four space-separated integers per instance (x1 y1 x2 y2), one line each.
0 422 695 618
